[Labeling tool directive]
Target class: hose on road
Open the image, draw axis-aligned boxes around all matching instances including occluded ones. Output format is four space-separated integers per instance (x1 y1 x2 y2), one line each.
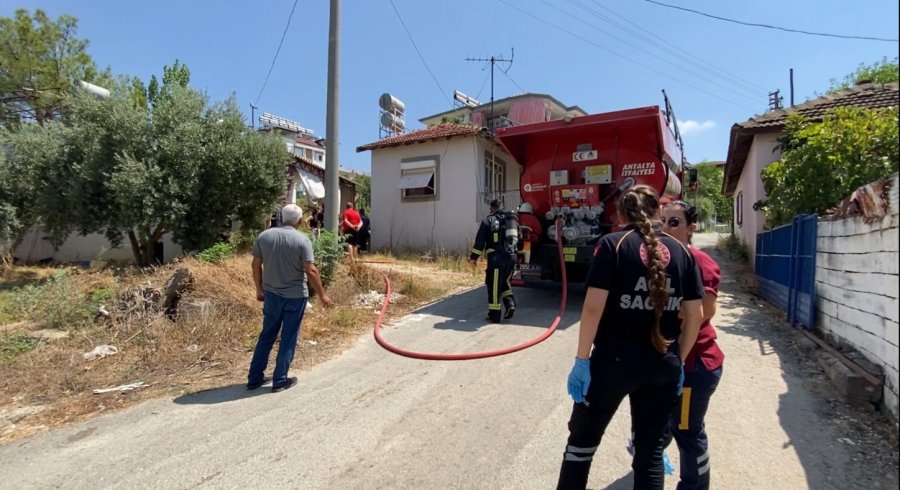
371 219 569 360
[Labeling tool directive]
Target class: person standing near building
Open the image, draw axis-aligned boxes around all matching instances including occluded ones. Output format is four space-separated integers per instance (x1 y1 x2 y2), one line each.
248 204 332 393
341 202 362 262
308 203 323 238
358 207 371 253
469 199 517 323
558 185 704 489
661 199 724 490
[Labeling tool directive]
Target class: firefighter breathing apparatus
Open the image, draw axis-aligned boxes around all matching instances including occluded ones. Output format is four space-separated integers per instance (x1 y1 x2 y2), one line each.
371 218 568 360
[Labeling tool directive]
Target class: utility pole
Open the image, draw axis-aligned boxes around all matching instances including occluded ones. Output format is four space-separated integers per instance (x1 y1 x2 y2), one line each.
465 49 513 131
768 89 783 111
789 68 795 107
325 0 341 232
250 102 257 129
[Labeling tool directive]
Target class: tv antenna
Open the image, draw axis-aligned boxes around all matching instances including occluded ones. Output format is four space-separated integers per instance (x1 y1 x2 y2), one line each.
465 48 514 131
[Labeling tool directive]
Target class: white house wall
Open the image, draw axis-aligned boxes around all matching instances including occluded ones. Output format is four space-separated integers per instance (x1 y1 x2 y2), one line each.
370 138 480 252
815 173 900 421
12 229 184 264
734 133 780 258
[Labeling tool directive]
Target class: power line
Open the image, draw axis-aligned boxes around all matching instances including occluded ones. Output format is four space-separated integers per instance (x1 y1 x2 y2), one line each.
388 0 453 106
474 70 491 100
255 0 299 106
585 0 768 95
497 0 760 112
643 0 899 43
500 69 527 94
548 0 762 104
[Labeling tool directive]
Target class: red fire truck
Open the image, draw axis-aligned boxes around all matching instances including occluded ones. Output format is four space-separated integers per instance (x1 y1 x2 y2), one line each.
494 96 689 286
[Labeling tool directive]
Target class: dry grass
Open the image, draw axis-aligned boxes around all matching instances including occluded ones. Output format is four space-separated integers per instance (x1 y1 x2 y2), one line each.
0 253 482 442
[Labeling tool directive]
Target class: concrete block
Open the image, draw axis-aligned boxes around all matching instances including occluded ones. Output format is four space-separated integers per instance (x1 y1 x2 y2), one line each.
815 351 883 407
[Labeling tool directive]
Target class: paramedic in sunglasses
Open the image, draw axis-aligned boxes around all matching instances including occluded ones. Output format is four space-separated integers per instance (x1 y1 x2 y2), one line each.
660 199 724 490
558 185 704 490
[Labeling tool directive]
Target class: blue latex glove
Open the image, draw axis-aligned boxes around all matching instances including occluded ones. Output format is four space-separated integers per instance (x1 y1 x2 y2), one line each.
676 363 685 397
567 358 591 403
662 451 675 475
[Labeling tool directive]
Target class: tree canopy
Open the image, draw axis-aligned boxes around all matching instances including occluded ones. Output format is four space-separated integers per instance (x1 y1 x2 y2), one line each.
0 8 109 128
828 57 899 93
2 60 292 265
760 106 899 226
683 163 731 228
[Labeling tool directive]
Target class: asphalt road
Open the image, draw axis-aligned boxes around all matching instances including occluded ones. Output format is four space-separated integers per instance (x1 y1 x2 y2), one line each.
1 234 896 489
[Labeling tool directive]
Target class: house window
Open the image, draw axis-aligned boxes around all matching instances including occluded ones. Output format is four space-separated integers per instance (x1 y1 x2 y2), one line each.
736 192 743 226
315 152 324 163
484 151 506 206
397 158 438 201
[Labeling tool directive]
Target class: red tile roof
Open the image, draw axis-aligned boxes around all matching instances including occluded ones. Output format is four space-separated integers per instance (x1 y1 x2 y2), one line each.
737 82 899 130
723 83 899 196
356 123 488 152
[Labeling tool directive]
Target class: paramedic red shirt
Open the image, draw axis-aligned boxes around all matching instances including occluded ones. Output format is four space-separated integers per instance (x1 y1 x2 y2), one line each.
686 247 725 371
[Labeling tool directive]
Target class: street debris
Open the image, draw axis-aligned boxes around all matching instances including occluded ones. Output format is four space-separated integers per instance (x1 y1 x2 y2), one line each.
92 381 146 395
82 345 119 361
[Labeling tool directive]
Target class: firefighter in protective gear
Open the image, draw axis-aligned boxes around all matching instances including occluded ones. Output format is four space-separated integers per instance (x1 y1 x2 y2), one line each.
470 199 518 323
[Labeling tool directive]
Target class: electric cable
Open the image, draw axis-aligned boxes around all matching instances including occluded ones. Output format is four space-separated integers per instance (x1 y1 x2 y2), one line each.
549 0 762 105
387 0 454 107
643 0 899 43
497 0 760 112
587 0 769 94
255 0 299 106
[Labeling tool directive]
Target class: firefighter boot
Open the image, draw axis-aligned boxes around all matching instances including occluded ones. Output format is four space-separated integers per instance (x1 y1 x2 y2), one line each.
503 296 516 320
484 311 501 323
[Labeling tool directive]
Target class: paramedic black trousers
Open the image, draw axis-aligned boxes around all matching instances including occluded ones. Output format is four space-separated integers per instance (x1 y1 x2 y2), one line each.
664 362 723 490
484 251 515 322
558 341 681 490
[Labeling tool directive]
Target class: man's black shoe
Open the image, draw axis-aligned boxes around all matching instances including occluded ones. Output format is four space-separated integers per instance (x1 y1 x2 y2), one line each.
272 377 298 393
246 376 272 390
484 312 501 323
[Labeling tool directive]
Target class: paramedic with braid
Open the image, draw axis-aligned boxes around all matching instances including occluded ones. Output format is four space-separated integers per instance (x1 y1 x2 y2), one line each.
558 185 704 490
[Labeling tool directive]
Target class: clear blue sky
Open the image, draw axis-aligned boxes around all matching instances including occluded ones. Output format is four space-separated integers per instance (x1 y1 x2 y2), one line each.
6 1 899 171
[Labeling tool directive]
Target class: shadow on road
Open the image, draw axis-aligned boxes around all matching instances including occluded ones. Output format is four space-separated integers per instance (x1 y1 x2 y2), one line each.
173 383 271 405
702 243 899 490
417 282 587 332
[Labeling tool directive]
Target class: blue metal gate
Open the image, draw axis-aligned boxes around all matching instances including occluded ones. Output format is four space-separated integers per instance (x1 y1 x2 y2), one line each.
755 214 818 329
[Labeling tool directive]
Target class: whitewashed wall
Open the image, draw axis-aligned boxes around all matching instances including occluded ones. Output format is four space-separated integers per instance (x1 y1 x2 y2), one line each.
11 229 184 264
368 135 520 253
733 133 780 259
815 173 900 420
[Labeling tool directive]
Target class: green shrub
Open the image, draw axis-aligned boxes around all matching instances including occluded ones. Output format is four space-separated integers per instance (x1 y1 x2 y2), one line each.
309 229 345 288
718 234 750 263
11 270 98 330
0 333 38 363
197 242 236 263
761 106 899 226
229 228 260 253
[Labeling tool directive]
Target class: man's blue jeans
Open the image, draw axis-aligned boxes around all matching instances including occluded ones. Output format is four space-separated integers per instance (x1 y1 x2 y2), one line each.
248 291 308 388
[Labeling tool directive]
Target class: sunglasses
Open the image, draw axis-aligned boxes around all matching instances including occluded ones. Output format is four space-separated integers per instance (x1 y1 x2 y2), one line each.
664 217 682 228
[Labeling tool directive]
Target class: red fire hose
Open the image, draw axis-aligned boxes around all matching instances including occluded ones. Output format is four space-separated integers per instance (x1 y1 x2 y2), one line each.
372 219 568 360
